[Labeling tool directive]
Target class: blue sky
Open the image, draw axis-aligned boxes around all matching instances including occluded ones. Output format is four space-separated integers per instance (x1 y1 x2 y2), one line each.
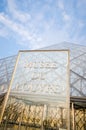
0 0 86 58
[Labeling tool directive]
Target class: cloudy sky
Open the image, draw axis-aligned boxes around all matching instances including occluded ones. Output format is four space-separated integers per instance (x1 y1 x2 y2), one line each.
0 0 86 58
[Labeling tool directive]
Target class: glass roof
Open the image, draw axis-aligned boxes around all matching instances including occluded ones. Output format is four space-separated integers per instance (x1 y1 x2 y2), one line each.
0 55 17 94
0 42 86 98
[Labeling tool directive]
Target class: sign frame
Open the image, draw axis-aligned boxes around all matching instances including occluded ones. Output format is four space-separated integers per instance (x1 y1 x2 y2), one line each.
0 50 70 130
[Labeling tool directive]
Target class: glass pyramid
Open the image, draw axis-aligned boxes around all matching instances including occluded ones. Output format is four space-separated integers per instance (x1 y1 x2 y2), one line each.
0 42 86 97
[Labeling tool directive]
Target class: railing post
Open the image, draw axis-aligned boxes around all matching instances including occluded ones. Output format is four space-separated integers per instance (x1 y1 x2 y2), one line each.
72 103 75 130
41 104 47 130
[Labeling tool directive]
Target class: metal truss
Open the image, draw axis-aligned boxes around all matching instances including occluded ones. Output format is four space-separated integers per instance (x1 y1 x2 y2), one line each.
0 55 17 94
0 42 86 97
43 42 86 97
0 42 86 130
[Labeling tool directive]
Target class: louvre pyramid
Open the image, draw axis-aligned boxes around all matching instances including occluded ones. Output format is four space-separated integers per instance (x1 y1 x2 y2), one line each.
0 41 86 98
0 42 86 130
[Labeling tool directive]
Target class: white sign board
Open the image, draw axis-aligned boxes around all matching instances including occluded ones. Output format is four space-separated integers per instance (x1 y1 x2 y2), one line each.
9 50 69 105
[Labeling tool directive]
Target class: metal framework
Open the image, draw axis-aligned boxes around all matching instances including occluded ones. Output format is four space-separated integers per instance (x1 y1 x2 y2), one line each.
0 42 86 130
0 55 17 94
0 42 86 97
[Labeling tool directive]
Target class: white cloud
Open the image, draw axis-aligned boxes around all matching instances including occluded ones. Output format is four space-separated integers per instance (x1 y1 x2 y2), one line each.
0 0 85 50
57 0 64 10
41 25 71 47
62 11 70 21
0 0 72 49
0 13 42 48
7 0 31 23
57 0 70 23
